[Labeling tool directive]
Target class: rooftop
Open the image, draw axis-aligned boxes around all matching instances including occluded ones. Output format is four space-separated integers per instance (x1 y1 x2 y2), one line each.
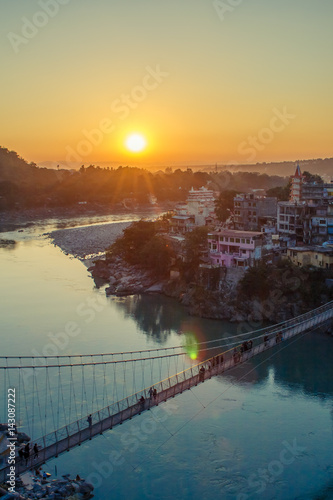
209 229 263 238
288 246 333 254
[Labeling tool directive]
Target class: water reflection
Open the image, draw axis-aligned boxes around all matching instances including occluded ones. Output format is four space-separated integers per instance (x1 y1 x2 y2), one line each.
111 294 333 400
249 332 333 399
112 294 185 343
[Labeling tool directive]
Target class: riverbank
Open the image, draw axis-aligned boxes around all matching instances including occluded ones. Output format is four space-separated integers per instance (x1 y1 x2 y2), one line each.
49 219 333 324
50 221 133 259
0 203 170 233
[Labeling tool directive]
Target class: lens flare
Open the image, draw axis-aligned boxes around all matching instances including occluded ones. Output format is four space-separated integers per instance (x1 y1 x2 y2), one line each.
183 332 199 360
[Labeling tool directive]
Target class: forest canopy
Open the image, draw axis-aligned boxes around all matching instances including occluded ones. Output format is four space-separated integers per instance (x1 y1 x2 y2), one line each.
0 146 289 210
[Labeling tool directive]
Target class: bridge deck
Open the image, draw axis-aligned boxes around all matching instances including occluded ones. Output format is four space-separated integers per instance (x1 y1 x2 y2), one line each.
0 304 332 483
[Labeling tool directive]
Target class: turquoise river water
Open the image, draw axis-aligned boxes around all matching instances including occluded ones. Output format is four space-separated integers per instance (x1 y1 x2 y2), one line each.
0 214 333 500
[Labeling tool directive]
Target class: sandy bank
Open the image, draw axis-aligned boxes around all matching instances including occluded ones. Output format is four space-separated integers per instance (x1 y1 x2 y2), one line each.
50 221 132 258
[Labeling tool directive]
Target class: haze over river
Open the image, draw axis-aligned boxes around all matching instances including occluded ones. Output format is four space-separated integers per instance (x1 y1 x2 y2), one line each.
1 213 333 500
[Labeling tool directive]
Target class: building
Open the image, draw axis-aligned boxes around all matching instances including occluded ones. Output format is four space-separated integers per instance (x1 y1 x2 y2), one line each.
277 165 333 246
187 186 215 204
287 246 333 269
208 229 264 268
277 202 309 245
233 193 277 231
290 164 303 202
170 186 216 233
290 163 326 204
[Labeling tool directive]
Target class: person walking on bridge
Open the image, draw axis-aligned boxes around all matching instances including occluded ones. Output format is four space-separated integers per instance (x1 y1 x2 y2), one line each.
24 443 30 466
199 366 205 382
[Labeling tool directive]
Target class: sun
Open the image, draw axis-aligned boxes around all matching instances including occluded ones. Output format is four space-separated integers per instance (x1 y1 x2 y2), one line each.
125 133 147 153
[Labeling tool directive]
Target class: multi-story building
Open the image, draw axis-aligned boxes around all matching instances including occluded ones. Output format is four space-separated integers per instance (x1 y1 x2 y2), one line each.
233 193 277 231
290 164 303 202
170 187 216 233
301 182 325 203
290 163 325 204
208 229 264 268
277 202 309 245
187 186 215 204
287 246 333 269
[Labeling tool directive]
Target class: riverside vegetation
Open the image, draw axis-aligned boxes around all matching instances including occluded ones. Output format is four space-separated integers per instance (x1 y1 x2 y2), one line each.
89 220 333 323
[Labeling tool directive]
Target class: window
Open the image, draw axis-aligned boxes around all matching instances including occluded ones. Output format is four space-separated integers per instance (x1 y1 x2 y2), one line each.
230 238 234 242
315 255 318 259
236 238 240 243
241 238 245 243
246 239 250 244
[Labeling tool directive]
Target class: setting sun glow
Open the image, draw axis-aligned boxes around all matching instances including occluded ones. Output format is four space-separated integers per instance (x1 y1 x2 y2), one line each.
125 134 147 153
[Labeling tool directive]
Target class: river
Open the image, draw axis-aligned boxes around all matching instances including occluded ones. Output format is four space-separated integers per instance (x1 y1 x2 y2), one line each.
0 214 333 500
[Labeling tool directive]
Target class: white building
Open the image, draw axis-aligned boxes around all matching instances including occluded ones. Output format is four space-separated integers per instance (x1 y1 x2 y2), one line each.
171 186 216 232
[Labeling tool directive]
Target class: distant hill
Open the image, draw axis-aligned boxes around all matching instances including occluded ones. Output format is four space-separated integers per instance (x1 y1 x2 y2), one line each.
0 147 63 187
38 157 333 180
0 147 68 208
212 158 333 180
1 146 331 211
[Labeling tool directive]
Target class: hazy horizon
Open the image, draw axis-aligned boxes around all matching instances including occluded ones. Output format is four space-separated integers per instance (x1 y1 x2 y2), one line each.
1 0 332 167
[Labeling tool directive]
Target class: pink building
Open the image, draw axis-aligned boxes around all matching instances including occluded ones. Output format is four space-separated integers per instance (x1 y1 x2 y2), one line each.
208 229 264 268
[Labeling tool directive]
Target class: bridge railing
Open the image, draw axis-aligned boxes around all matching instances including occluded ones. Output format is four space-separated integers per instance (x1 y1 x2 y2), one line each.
26 300 333 454
1 300 332 480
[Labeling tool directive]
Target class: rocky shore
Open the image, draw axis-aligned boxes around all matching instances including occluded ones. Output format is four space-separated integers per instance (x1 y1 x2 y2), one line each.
50 221 132 259
49 221 333 324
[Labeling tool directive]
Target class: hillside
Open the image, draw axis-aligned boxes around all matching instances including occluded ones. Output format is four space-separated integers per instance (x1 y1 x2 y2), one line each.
4 146 331 211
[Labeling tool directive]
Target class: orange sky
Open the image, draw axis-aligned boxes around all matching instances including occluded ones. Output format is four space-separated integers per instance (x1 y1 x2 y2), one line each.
1 0 332 167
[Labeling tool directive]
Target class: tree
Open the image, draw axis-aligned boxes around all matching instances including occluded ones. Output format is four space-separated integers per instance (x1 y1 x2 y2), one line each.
303 171 323 184
184 226 209 270
140 235 174 277
238 261 271 300
214 190 238 222
107 220 157 264
266 180 291 201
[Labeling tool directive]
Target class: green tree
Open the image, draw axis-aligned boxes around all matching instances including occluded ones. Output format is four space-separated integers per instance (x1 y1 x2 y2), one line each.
107 220 157 264
266 180 291 201
214 190 238 222
238 261 271 300
140 235 174 277
184 226 209 270
303 171 323 184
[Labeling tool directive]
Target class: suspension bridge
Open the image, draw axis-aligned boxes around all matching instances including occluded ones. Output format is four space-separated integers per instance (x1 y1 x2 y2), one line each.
1 300 332 483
